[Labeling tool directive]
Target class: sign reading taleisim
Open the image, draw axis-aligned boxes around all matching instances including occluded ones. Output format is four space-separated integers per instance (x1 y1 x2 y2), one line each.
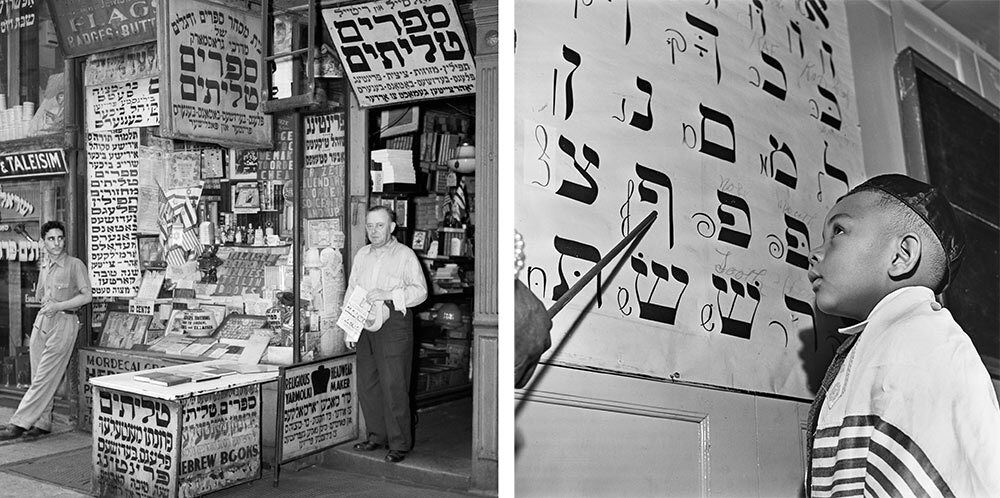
0 149 68 179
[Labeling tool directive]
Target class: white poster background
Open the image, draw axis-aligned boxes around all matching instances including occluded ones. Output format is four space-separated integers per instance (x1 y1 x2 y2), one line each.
321 0 476 108
515 0 865 398
86 77 159 132
88 129 141 298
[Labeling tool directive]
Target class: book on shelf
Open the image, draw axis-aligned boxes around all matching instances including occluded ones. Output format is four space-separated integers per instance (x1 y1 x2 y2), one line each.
133 371 192 387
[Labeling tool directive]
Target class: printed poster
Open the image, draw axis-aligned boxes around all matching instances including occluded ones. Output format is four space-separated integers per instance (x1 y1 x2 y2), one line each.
321 0 476 108
515 0 865 398
88 128 141 298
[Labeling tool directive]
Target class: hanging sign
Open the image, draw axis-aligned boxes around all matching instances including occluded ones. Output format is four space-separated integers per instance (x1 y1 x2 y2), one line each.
0 148 67 180
321 0 476 108
45 0 157 58
158 0 272 147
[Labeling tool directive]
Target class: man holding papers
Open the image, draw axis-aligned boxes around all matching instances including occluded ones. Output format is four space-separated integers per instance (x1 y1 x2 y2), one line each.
344 206 426 463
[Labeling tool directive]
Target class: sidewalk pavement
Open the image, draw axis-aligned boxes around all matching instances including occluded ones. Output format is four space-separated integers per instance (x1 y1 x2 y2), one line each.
0 398 473 497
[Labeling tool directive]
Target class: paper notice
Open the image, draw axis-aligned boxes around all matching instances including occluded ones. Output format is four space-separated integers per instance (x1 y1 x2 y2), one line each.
336 287 372 343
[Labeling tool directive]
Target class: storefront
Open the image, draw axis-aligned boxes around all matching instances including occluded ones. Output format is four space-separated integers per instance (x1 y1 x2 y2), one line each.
3 0 497 493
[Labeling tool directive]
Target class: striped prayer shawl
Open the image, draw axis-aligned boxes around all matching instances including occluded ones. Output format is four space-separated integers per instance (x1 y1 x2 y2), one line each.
811 414 953 498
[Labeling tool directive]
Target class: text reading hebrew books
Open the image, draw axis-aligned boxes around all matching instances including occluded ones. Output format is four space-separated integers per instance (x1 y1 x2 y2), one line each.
515 0 865 398
322 0 476 108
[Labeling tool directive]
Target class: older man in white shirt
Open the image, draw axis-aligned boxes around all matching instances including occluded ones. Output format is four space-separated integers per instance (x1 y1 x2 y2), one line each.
347 206 427 463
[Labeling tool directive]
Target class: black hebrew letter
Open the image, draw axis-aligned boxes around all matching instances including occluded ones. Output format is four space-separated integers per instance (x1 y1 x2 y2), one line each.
372 14 402 35
631 255 689 325
717 190 751 248
423 4 451 28
768 135 797 189
434 31 466 61
553 236 602 307
821 140 850 196
686 13 721 84
333 19 363 43
804 0 830 29
555 135 600 205
628 77 653 131
634 163 673 248
374 41 405 68
712 275 761 339
750 0 766 36
785 294 818 349
409 34 437 63
698 104 736 163
784 214 811 270
342 45 373 71
224 55 243 80
817 86 842 130
788 21 803 57
554 46 581 120
99 390 113 414
760 52 786 100
399 9 427 33
820 41 836 77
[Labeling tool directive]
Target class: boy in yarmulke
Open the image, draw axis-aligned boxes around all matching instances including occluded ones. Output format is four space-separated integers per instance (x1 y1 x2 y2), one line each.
804 174 999 496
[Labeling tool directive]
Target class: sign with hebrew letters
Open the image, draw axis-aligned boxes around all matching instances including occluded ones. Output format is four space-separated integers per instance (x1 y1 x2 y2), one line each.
322 0 476 108
92 387 180 497
88 128 141 298
515 0 866 398
280 355 357 461
158 0 272 147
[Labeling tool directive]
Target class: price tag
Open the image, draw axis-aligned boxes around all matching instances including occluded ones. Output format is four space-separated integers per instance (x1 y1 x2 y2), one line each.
128 299 155 315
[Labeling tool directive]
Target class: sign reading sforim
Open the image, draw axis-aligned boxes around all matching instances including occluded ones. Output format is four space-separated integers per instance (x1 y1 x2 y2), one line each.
0 148 68 180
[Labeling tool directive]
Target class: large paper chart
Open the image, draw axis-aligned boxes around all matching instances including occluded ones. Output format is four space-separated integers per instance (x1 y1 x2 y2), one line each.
515 0 866 398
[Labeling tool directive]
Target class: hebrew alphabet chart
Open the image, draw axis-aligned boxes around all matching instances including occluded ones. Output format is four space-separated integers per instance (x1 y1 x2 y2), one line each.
322 0 476 108
159 0 272 146
515 0 865 398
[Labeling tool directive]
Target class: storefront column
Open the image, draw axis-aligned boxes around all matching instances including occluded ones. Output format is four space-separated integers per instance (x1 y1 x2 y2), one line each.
471 0 498 492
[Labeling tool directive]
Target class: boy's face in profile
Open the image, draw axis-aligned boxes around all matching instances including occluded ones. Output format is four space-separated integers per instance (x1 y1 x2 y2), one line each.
809 191 895 321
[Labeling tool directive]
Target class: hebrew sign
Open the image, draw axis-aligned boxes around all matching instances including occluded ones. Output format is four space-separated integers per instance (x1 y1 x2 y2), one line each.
322 0 476 108
158 0 272 147
515 0 865 398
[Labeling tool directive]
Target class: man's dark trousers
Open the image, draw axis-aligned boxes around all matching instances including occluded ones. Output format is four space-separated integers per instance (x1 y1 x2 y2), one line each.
357 309 413 452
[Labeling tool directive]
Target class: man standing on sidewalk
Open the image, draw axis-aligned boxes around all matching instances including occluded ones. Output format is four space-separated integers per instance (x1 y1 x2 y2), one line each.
0 221 91 441
346 206 427 463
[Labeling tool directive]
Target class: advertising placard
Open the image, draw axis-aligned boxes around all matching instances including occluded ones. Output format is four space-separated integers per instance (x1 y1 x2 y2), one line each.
321 0 476 108
158 0 272 147
280 355 357 461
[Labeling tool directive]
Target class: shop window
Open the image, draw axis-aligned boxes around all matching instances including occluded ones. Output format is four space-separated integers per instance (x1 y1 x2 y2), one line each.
0 0 65 142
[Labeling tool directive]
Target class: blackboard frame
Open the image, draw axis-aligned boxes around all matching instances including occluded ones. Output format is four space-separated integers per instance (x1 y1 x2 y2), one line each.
895 47 1000 377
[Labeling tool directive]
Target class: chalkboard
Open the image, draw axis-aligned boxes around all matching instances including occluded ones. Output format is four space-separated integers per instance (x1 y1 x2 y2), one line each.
896 48 1000 374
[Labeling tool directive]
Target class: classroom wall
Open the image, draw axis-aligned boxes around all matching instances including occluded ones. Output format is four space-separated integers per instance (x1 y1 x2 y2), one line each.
515 1 1000 496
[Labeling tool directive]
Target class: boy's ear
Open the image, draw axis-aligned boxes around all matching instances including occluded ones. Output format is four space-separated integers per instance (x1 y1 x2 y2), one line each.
888 232 921 279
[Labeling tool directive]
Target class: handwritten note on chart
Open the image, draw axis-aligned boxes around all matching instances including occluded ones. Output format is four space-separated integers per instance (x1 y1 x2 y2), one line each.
515 0 865 398
321 0 476 108
88 129 141 297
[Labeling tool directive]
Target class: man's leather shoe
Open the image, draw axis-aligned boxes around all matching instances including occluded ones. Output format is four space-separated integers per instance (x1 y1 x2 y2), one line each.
353 440 383 452
23 427 50 439
385 450 407 463
0 425 26 441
